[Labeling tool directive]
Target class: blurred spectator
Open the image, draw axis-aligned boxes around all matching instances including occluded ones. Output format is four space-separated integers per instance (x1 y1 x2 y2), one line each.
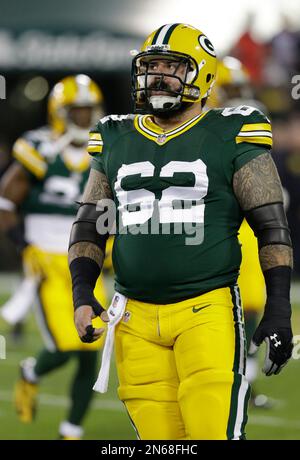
271 15 300 76
231 14 268 85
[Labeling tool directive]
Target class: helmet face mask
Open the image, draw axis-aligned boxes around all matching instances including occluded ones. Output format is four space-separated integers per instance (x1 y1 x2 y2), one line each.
132 50 200 114
131 24 217 115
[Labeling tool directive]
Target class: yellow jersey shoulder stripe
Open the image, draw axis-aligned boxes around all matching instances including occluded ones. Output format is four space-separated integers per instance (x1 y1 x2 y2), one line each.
236 121 273 147
240 123 271 133
89 132 102 141
87 145 103 155
12 139 47 179
87 132 103 155
235 136 273 147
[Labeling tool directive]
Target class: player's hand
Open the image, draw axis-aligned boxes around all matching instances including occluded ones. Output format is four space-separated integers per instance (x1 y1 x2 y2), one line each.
249 297 293 376
74 305 108 343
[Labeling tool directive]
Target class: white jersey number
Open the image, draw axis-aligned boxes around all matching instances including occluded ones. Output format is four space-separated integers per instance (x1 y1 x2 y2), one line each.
221 105 257 117
114 160 209 226
40 176 81 206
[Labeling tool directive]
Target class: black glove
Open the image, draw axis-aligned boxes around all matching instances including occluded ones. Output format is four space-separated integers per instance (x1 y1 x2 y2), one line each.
249 296 293 376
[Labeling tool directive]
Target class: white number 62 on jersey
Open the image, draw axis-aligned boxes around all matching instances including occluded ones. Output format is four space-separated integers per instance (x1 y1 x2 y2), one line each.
114 160 209 227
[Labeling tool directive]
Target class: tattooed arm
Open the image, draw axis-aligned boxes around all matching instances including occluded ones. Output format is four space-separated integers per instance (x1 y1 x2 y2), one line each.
233 152 292 270
233 152 293 376
68 168 113 267
68 168 113 341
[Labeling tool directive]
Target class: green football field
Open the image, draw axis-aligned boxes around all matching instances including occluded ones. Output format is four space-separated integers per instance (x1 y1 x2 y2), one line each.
0 283 300 440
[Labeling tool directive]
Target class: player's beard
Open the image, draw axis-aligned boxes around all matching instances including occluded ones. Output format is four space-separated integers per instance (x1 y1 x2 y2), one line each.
147 81 192 119
153 101 194 119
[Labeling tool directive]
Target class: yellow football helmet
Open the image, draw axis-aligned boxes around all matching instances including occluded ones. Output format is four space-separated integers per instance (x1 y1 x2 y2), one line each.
48 74 104 142
209 56 253 108
131 23 217 113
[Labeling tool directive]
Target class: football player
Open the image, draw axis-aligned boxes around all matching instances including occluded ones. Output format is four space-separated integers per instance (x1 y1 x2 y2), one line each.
0 75 108 439
69 24 293 440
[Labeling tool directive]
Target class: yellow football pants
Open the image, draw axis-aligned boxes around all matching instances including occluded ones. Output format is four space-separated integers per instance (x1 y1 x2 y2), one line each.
115 286 250 440
24 246 107 352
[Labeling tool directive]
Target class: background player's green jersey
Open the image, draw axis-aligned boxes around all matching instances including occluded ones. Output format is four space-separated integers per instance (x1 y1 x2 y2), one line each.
89 106 272 303
13 127 90 253
13 127 90 216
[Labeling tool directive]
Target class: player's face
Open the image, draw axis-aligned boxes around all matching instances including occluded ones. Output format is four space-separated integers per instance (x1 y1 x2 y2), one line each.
145 58 186 95
68 106 96 128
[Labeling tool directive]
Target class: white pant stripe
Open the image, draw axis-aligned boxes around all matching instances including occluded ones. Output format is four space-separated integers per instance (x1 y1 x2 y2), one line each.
233 376 249 440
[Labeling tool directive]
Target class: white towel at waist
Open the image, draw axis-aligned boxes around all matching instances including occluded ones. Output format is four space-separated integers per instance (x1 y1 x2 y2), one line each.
93 292 127 393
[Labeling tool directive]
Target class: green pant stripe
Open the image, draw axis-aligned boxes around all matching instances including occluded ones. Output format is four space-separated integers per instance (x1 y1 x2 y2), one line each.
123 402 140 440
230 286 241 373
226 286 249 439
226 373 241 439
241 384 251 437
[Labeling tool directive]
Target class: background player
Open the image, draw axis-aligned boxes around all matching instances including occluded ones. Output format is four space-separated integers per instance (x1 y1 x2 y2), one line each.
0 75 109 439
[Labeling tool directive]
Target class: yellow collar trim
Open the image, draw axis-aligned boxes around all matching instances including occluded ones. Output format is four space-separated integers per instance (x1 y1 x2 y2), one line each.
134 111 209 145
62 151 90 172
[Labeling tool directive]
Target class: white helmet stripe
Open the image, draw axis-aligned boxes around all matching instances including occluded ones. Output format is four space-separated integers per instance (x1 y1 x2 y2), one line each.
154 24 175 45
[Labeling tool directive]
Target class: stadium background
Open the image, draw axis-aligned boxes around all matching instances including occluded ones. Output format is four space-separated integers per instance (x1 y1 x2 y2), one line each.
0 0 300 440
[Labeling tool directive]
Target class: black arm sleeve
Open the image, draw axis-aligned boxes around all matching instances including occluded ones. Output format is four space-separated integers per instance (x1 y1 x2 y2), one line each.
245 202 292 249
69 202 109 252
69 202 110 314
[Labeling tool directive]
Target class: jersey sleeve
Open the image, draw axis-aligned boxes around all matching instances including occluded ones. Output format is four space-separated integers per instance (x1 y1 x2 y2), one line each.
234 143 271 172
87 114 134 175
12 135 48 180
233 108 273 172
87 123 106 175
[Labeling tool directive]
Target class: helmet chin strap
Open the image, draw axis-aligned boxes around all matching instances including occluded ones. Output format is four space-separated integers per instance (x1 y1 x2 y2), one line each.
149 95 181 111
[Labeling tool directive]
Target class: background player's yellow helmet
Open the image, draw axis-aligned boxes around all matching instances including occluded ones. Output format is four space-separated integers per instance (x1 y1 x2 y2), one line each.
217 56 250 87
209 57 253 108
131 23 217 114
48 74 104 142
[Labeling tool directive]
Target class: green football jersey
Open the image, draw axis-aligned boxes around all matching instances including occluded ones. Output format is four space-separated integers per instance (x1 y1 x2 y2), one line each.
89 106 272 303
13 127 91 252
13 127 90 216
